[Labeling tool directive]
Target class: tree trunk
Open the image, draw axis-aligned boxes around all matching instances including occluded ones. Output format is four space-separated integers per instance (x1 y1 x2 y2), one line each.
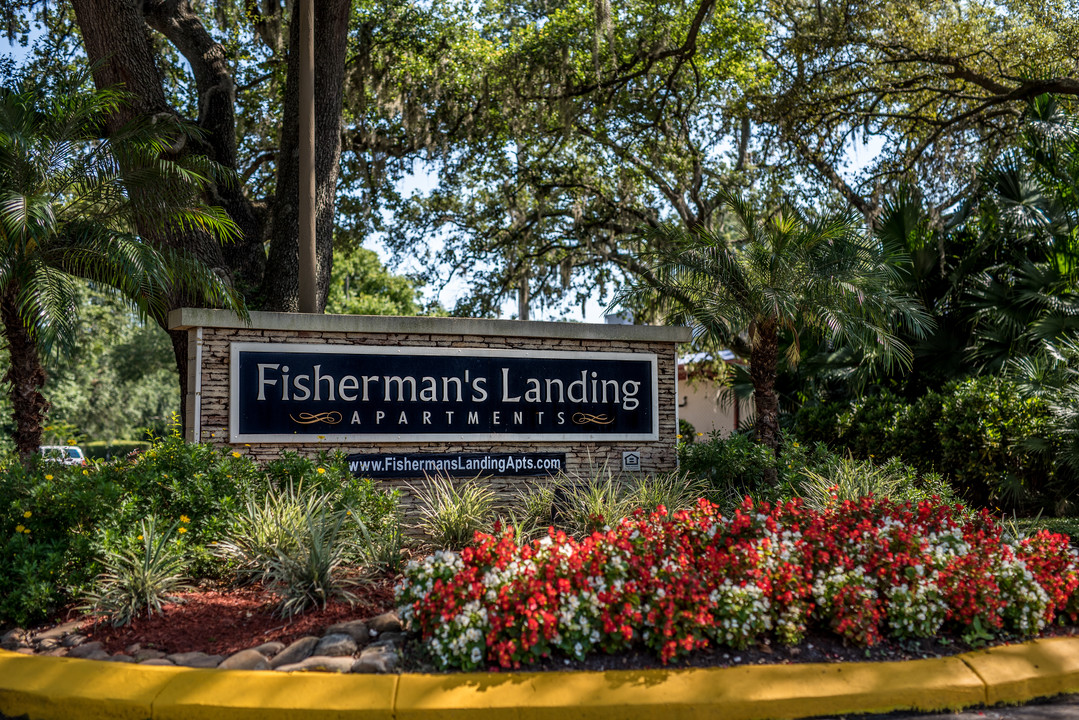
261 0 352 311
71 0 272 431
750 319 781 487
0 289 49 464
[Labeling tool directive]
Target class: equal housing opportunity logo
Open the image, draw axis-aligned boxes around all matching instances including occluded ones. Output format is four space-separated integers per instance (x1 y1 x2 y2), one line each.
229 342 659 443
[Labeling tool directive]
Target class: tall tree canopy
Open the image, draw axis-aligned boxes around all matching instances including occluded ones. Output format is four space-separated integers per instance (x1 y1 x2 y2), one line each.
4 0 1076 323
755 0 1079 218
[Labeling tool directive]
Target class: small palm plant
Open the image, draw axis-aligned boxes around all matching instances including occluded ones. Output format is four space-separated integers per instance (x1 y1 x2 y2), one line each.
83 516 191 626
0 76 246 462
612 192 931 486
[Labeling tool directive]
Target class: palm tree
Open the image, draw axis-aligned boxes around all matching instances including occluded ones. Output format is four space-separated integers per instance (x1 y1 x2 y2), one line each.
0 79 246 461
613 192 931 485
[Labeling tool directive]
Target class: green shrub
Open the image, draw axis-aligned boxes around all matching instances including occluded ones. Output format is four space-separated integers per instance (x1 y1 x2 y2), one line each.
791 377 1057 511
936 377 1054 509
354 512 406 574
213 481 335 583
0 460 122 625
88 429 261 579
550 464 634 536
678 430 778 503
794 455 958 511
626 471 708 515
0 427 401 627
787 401 845 447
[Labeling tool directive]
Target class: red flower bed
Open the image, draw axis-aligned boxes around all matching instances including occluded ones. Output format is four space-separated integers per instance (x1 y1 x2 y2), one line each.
396 497 1079 670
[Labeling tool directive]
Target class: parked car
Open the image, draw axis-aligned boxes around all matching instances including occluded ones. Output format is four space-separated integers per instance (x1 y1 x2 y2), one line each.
39 445 86 466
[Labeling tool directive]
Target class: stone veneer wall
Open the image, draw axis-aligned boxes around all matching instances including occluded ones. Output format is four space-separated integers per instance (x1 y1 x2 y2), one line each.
169 309 691 517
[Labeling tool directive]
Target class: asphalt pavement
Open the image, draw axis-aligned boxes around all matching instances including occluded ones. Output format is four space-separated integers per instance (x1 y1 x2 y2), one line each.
823 694 1079 720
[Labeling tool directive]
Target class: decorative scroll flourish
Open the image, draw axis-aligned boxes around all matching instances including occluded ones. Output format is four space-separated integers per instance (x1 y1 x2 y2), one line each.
572 412 615 426
290 411 343 425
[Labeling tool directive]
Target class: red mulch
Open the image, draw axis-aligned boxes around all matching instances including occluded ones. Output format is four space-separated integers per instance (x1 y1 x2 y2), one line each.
80 580 397 657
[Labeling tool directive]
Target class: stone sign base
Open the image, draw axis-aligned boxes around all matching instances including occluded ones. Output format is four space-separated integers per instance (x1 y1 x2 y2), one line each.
169 309 689 516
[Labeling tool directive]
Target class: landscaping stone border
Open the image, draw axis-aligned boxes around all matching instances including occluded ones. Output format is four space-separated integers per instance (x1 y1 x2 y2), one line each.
3 636 1079 720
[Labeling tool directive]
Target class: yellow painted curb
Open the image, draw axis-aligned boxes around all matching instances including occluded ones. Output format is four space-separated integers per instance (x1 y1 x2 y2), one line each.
0 637 1077 720
0 651 191 720
959 636 1079 706
152 667 399 720
395 656 984 720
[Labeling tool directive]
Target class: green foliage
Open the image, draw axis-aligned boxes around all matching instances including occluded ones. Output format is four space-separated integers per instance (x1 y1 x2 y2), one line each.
411 473 496 550
792 377 1057 511
0 74 246 459
0 460 121 625
613 193 930 467
325 246 434 316
678 418 697 442
625 472 709 516
549 464 634 537
262 507 359 619
0 426 399 626
92 427 262 576
678 431 780 502
81 517 191 627
504 485 558 543
262 451 399 537
43 287 182 442
214 464 400 615
354 512 407 575
794 456 956 511
213 481 336 584
385 0 769 318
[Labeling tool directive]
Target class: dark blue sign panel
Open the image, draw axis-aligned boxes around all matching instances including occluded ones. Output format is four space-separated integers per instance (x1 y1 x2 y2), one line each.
229 343 658 443
347 452 566 478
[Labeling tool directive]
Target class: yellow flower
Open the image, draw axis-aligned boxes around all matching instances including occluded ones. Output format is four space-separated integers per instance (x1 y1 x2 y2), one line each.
178 527 188 534
244 443 251 447
82 470 88 476
180 515 190 524
23 511 31 519
232 452 241 458
346 510 352 515
137 535 144 541
677 434 683 439
45 474 53 481
316 467 326 474
22 528 29 535
696 432 703 436
15 524 25 532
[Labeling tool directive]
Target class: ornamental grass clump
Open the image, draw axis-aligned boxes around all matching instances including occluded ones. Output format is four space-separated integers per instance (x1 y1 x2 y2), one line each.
397 497 1079 671
264 507 358 618
412 472 496 549
82 516 192 626
213 481 335 583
